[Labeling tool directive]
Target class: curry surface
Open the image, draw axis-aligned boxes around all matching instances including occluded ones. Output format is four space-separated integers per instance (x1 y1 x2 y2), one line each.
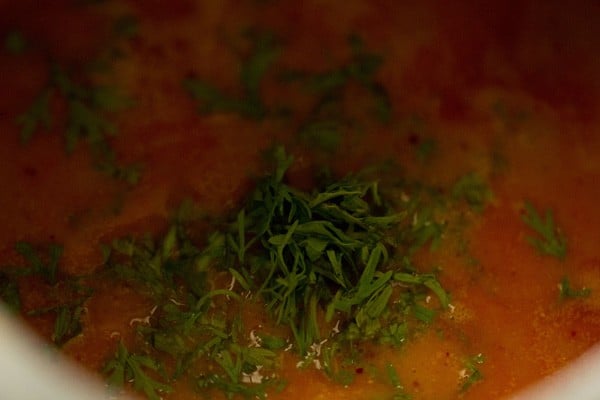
1 1 600 399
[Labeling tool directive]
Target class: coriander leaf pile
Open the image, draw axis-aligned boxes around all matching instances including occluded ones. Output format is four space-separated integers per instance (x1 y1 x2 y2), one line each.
0 242 91 346
94 146 460 399
15 15 141 184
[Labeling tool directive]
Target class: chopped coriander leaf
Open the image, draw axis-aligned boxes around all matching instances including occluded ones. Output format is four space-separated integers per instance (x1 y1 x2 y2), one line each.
240 32 279 106
258 334 287 350
412 303 436 324
522 202 567 260
15 31 139 184
370 82 392 123
104 341 173 400
14 242 63 285
459 353 485 392
4 241 91 345
394 187 447 254
298 119 343 153
8 143 486 398
378 321 409 346
17 89 52 143
320 341 355 385
300 34 383 93
113 15 139 38
4 30 27 54
48 65 134 153
386 363 411 400
203 147 450 358
0 272 21 313
52 303 86 346
102 222 283 400
451 173 492 212
393 273 449 308
197 373 280 400
96 151 142 185
183 79 260 117
491 100 529 132
227 167 398 352
415 137 437 163
85 145 486 397
285 35 391 153
559 277 591 300
184 32 279 119
108 225 194 300
27 306 88 347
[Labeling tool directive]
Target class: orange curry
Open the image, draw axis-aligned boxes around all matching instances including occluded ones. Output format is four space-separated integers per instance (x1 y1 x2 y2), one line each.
1 1 600 399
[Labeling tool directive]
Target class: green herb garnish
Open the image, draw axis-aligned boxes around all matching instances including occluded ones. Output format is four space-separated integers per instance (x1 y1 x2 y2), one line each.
3 242 91 346
14 16 140 184
386 363 411 400
4 30 27 54
559 277 591 300
208 147 450 358
94 146 455 398
14 241 63 285
104 341 173 400
113 15 139 39
184 32 279 120
298 35 387 102
0 272 21 313
416 137 437 163
17 89 52 144
522 202 567 260
101 220 285 399
460 353 485 392
52 303 86 346
290 35 391 153
452 173 492 212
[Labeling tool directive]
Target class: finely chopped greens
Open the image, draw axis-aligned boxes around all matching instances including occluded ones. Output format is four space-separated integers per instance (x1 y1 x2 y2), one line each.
14 15 141 184
183 32 279 120
184 33 392 155
4 2 600 400
0 147 494 399
91 147 493 399
0 243 91 346
521 201 567 260
2 14 499 397
521 202 589 300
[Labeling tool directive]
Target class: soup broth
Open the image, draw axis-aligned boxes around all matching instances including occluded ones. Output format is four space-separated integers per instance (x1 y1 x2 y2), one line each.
1 1 600 399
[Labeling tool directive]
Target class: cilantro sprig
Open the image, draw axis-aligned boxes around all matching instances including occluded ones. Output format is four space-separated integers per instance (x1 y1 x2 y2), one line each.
104 341 173 400
460 353 485 393
222 148 399 354
0 272 21 313
18 64 140 184
291 35 392 153
559 277 591 300
14 241 63 285
386 363 411 400
14 13 141 184
101 221 284 399
522 201 567 260
95 146 455 398
1 242 91 346
4 146 491 399
4 30 27 55
208 147 450 358
184 32 279 120
452 173 492 212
